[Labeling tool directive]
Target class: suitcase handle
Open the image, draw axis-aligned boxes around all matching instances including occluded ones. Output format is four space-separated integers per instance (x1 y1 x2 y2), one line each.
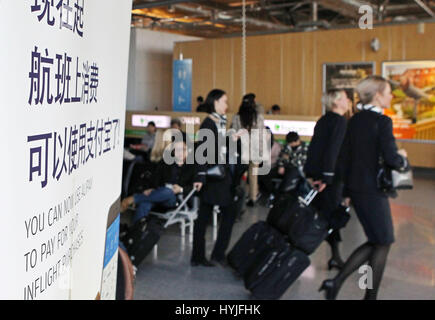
298 189 318 206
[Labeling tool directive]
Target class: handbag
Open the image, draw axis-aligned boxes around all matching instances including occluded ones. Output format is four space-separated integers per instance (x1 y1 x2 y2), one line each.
377 154 413 192
198 164 226 181
373 113 413 194
287 202 331 255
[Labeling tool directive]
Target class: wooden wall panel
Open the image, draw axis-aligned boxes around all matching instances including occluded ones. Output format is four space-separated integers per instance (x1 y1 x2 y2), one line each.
282 32 304 115
388 25 405 61
402 23 435 60
231 37 243 114
245 34 282 113
302 32 317 116
174 23 435 116
214 38 234 110
173 23 435 167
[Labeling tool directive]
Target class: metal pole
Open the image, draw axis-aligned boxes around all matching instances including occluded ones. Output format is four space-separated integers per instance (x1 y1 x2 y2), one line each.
242 0 247 96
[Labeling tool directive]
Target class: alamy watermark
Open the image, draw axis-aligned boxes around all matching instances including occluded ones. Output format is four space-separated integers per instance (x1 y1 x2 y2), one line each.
161 124 272 176
358 265 373 290
359 5 374 30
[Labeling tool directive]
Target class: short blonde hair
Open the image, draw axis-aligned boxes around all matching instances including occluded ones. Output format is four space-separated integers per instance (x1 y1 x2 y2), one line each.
322 89 345 112
355 75 388 105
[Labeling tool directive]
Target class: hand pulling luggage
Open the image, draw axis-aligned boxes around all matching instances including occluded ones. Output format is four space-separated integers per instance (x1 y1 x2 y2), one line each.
287 203 331 255
245 243 310 300
227 221 283 276
125 188 197 267
296 178 318 206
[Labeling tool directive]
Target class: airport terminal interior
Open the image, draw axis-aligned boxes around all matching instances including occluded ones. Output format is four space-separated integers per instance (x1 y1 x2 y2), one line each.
118 0 435 301
132 168 435 300
7 0 435 304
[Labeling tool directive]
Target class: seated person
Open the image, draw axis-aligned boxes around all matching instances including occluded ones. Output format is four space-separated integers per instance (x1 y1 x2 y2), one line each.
171 118 182 130
258 131 308 203
121 134 202 224
149 129 171 164
277 131 308 171
267 104 281 115
129 121 157 154
267 127 282 168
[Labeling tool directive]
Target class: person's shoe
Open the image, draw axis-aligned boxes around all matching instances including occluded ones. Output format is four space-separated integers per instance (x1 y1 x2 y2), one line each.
210 258 228 268
190 259 215 267
318 279 341 300
328 257 344 270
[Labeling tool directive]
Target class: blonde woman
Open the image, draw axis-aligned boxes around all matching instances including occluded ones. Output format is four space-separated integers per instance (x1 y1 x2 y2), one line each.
149 129 172 163
304 89 350 272
121 132 200 224
319 75 408 300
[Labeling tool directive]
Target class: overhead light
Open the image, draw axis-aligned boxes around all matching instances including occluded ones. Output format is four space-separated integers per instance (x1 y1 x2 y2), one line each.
167 5 175 13
392 16 408 21
228 1 257 7
217 12 233 20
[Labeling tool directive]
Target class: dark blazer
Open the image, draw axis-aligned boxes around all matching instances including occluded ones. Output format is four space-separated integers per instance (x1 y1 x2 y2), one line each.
304 111 347 185
196 116 234 206
341 109 404 196
152 160 200 198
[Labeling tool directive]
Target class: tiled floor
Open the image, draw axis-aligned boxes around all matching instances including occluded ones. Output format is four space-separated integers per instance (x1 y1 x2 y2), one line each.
132 169 435 300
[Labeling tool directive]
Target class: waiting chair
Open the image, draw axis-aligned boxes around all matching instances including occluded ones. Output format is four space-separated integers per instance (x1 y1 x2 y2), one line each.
148 189 199 245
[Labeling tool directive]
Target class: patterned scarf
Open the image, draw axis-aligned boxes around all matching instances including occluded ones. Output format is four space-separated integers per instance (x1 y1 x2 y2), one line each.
211 112 227 130
211 112 228 164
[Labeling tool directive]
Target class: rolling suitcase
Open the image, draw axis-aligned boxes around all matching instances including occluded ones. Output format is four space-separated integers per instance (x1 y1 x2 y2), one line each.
236 226 286 277
244 243 310 300
287 202 331 255
227 221 275 276
125 217 164 267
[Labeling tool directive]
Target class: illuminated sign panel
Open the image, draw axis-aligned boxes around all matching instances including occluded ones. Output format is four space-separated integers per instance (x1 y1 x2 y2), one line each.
180 116 201 125
132 114 171 128
264 120 316 137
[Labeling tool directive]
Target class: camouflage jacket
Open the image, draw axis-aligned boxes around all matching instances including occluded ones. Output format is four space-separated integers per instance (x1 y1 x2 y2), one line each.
276 141 308 169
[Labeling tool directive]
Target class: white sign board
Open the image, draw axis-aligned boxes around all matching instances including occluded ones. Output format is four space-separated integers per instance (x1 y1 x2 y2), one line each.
0 1 132 299
264 120 316 137
131 114 172 128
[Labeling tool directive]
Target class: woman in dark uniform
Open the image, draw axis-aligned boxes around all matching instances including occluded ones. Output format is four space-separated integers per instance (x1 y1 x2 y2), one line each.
191 89 238 267
304 89 351 271
319 76 408 300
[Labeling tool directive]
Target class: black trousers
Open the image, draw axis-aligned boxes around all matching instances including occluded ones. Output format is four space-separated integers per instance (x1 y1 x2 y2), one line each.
258 166 281 195
191 201 237 262
313 180 344 244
